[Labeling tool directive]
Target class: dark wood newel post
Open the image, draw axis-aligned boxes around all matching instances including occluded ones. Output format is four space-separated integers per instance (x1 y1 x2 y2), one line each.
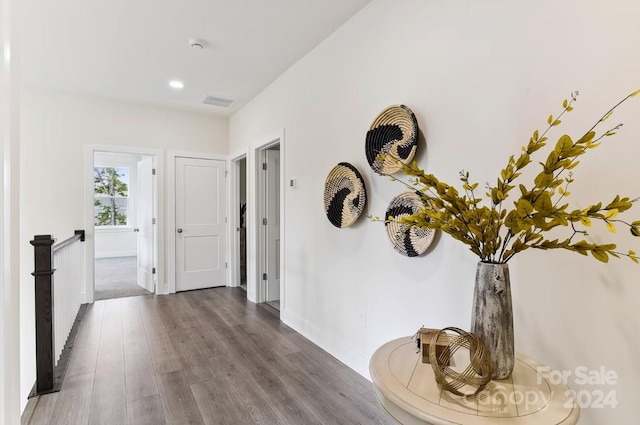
30 234 55 395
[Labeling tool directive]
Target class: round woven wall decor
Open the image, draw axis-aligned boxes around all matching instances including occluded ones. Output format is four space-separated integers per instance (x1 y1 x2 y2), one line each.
385 191 435 257
365 104 419 175
429 327 494 397
324 162 367 228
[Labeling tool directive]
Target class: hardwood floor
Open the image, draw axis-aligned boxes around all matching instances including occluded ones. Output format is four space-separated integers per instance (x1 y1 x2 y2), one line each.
24 288 394 425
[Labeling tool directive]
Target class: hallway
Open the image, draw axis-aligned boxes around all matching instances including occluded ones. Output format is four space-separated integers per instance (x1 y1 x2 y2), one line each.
22 288 393 425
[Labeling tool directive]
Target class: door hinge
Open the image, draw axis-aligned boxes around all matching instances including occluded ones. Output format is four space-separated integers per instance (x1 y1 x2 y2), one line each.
262 163 267 171
152 267 156 274
262 218 267 225
225 217 228 223
152 168 156 176
152 218 156 225
225 262 228 269
262 273 267 280
225 170 228 177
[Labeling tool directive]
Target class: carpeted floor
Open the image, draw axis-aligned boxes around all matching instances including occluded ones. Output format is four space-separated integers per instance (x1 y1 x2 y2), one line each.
94 256 153 300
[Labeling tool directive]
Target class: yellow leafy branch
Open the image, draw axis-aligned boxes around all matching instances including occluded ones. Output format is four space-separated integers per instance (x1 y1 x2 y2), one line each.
382 90 640 264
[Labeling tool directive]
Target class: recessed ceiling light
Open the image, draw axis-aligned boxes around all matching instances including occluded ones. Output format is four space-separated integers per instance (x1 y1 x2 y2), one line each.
169 80 184 89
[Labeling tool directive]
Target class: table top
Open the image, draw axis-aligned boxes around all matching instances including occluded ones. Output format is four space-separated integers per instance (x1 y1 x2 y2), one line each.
370 337 580 425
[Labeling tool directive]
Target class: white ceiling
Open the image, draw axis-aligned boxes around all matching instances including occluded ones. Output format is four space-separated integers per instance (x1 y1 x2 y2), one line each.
20 0 372 115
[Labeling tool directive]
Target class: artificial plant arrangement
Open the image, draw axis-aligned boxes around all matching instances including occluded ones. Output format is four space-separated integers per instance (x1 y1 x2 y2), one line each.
383 90 640 265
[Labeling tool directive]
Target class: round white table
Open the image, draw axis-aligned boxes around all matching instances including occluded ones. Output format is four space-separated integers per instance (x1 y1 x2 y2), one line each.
370 337 580 425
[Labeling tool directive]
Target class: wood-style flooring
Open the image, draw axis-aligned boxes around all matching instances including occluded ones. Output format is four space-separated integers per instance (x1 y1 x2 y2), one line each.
22 287 394 425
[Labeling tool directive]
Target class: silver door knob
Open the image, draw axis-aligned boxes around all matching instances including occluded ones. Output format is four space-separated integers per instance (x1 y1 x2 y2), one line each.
133 228 140 232
177 228 183 233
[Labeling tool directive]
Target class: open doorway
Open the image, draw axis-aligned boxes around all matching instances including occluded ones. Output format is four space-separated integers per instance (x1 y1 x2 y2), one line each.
237 157 248 292
92 152 155 300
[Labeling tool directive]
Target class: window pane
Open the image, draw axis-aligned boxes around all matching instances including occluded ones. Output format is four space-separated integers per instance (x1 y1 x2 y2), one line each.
94 166 129 226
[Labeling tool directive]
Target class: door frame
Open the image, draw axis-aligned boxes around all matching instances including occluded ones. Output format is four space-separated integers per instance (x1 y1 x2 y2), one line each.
167 150 229 294
253 131 285 307
83 144 164 303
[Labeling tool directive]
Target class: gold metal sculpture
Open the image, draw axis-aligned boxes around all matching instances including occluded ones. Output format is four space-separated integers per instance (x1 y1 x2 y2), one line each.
428 327 493 396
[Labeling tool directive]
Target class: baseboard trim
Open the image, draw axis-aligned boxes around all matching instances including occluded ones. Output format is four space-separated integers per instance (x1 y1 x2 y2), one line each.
280 308 371 381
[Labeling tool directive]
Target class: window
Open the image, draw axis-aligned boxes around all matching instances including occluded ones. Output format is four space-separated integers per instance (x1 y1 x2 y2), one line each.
94 166 130 226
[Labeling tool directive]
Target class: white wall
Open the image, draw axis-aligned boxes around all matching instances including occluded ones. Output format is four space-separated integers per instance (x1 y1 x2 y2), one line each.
19 87 228 411
229 1 640 424
1 0 21 422
95 229 137 258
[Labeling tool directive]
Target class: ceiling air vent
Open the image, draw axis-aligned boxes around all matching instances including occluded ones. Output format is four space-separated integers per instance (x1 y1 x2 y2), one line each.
202 95 235 108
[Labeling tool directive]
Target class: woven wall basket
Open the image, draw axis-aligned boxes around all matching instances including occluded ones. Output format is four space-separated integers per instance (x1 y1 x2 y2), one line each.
385 191 435 257
324 162 367 228
365 104 419 175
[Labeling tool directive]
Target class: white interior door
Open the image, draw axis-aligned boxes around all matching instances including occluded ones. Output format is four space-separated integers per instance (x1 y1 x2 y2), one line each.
265 150 280 302
136 156 155 292
176 157 227 292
